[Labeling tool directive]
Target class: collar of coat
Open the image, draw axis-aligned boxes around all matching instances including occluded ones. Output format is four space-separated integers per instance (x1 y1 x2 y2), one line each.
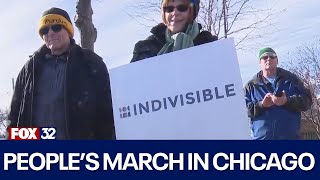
149 23 217 43
251 67 298 85
30 38 77 58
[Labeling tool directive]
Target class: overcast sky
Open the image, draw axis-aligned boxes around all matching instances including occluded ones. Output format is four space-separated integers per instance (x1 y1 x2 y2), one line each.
0 0 320 109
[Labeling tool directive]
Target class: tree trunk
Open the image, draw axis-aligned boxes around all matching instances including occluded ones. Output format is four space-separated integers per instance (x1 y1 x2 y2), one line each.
75 0 97 51
222 0 228 38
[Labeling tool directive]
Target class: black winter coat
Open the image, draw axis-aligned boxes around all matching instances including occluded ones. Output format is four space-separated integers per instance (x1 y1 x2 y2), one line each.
8 40 116 140
131 23 218 62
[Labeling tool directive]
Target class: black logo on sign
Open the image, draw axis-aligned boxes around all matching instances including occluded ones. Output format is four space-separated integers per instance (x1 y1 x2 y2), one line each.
120 106 131 119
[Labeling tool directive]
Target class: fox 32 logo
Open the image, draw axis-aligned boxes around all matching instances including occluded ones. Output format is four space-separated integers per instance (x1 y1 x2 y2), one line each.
8 127 57 140
0 120 10 140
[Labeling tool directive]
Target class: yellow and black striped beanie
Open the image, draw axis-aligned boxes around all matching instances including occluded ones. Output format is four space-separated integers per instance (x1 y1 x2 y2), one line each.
38 7 74 38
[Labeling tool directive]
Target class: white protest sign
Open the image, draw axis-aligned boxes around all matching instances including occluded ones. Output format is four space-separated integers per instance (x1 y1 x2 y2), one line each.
109 38 250 140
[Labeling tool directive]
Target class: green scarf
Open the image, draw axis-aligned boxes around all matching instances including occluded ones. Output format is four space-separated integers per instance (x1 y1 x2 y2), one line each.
157 21 200 55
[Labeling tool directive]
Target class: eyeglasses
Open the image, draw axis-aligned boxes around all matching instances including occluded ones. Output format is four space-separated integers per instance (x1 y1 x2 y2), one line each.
40 24 63 35
261 55 277 60
163 4 189 13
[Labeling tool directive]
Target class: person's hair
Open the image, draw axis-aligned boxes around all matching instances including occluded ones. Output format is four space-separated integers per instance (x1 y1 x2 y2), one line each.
161 0 194 25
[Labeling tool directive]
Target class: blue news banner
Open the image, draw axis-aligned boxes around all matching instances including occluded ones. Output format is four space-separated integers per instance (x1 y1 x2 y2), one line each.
0 140 319 179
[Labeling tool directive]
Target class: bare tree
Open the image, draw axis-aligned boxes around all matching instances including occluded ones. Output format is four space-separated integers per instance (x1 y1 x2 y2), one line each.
284 40 320 139
128 0 162 27
127 0 282 49
199 0 280 47
75 0 97 51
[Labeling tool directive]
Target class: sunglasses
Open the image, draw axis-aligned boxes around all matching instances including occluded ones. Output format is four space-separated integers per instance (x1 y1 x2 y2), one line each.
40 24 63 35
261 55 277 60
163 4 189 13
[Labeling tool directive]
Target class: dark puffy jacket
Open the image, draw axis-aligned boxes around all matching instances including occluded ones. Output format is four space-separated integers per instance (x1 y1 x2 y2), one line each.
131 23 218 62
8 40 116 140
244 68 312 140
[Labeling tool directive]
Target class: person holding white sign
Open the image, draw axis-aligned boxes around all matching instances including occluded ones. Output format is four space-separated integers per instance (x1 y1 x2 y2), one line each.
244 47 312 140
130 0 218 62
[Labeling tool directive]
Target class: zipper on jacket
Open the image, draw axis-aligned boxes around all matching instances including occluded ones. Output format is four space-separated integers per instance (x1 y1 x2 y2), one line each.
30 56 35 126
55 57 59 70
272 120 276 139
64 51 70 139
